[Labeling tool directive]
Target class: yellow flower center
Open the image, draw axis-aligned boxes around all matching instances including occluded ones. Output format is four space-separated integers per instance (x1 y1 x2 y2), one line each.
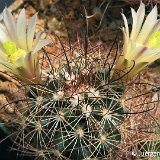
148 31 160 48
8 48 26 62
3 41 16 55
3 41 26 62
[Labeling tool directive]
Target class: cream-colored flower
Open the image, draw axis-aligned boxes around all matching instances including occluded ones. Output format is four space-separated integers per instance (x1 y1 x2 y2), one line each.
113 3 160 80
0 8 50 83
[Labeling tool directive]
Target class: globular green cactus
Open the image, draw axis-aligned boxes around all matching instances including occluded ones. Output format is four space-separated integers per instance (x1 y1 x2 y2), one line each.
7 41 126 160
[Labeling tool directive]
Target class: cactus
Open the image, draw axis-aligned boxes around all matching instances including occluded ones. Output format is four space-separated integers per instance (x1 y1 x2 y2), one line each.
2 36 158 160
1 39 126 160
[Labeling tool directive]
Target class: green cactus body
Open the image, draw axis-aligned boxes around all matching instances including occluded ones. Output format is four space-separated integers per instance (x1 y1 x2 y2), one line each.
11 57 126 160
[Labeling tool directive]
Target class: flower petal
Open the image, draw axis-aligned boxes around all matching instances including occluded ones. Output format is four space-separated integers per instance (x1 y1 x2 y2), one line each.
125 40 136 60
130 2 145 41
32 39 50 53
145 20 160 45
3 8 17 43
12 54 27 68
137 5 158 44
27 13 37 51
0 24 10 43
134 47 160 63
25 51 40 79
34 31 43 46
0 49 7 61
0 61 19 75
17 9 27 50
122 13 129 44
122 29 128 56
127 62 148 79
0 41 7 53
